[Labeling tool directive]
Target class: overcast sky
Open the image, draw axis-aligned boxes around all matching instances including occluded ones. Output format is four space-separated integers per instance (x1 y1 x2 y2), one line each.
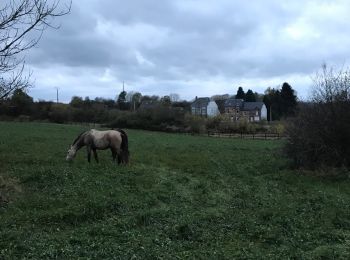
26 0 350 102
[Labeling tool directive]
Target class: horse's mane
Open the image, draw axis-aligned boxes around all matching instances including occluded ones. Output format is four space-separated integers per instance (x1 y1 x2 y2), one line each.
72 130 87 145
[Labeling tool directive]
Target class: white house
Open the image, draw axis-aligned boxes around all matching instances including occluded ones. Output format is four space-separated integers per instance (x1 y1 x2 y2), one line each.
207 101 220 117
191 97 220 117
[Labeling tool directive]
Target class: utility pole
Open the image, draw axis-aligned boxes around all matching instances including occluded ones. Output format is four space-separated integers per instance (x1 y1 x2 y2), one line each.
54 87 59 103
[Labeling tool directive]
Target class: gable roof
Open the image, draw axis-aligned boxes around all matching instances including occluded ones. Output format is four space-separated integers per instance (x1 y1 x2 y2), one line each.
224 99 265 111
243 102 265 111
191 97 210 108
224 98 244 108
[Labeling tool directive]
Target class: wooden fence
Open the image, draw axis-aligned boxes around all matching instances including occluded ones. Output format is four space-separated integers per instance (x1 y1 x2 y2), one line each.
207 131 285 140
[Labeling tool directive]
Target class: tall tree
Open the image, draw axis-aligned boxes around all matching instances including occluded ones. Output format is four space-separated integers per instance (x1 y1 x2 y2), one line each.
0 0 71 100
235 86 245 99
263 87 282 121
245 89 256 102
263 83 297 121
131 92 142 110
280 82 297 116
117 90 128 110
160 95 171 106
117 91 127 104
10 89 33 115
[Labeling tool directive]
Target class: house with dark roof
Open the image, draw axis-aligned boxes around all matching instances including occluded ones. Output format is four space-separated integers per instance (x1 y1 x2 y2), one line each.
191 97 220 117
224 98 267 122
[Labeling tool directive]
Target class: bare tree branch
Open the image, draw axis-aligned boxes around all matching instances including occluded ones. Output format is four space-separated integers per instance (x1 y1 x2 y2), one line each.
0 0 71 100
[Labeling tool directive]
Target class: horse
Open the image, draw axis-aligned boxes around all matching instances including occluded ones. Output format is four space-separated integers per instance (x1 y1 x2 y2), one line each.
66 129 129 164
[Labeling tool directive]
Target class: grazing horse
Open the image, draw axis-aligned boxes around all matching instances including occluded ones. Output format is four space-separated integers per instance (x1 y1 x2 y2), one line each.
66 129 129 164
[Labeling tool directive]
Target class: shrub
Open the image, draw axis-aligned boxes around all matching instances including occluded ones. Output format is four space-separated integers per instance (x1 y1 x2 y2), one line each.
206 115 223 130
184 114 206 134
285 65 350 169
48 104 70 124
270 122 285 135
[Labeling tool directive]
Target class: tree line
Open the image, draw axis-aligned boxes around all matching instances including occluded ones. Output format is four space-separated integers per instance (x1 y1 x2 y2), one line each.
0 82 298 135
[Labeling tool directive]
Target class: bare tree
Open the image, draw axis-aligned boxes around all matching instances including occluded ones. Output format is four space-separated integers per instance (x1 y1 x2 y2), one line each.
285 64 350 169
169 93 180 102
0 0 71 100
125 91 136 102
311 64 350 103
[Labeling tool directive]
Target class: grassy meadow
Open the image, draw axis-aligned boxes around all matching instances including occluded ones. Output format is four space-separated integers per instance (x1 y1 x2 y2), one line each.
0 121 349 259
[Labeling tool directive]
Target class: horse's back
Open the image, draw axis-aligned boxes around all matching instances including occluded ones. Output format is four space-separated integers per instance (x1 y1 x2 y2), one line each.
90 129 122 149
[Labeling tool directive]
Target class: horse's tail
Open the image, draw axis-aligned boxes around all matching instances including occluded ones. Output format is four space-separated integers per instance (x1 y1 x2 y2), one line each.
118 129 129 164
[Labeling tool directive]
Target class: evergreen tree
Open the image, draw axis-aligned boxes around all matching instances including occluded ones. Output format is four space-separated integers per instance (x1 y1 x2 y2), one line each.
280 82 297 116
117 91 127 104
263 83 297 121
235 87 245 99
117 91 128 110
263 87 282 121
245 89 256 102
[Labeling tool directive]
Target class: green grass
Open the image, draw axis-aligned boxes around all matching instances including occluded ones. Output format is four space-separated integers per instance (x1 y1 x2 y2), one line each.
0 121 349 259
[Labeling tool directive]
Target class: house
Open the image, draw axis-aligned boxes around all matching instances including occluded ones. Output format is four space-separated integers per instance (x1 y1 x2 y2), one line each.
191 97 220 117
207 101 220 117
224 98 267 122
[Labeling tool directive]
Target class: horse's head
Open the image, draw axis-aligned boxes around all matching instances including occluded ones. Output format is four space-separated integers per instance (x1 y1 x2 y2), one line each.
66 146 77 161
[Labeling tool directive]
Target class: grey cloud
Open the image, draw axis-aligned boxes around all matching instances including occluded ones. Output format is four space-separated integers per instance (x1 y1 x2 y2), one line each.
24 0 350 101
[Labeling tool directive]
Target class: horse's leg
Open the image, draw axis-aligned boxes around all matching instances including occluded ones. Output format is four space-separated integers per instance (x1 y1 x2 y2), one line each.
116 148 123 165
110 148 117 162
93 149 99 163
86 146 91 163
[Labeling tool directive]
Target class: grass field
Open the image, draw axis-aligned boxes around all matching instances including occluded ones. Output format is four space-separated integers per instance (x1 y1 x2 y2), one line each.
0 121 349 259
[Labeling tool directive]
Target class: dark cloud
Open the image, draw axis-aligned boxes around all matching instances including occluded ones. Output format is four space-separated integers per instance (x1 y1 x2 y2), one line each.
25 0 350 101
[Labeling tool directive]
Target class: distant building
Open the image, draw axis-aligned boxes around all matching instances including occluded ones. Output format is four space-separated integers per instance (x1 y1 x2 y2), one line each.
191 97 220 117
207 101 220 117
224 98 267 122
